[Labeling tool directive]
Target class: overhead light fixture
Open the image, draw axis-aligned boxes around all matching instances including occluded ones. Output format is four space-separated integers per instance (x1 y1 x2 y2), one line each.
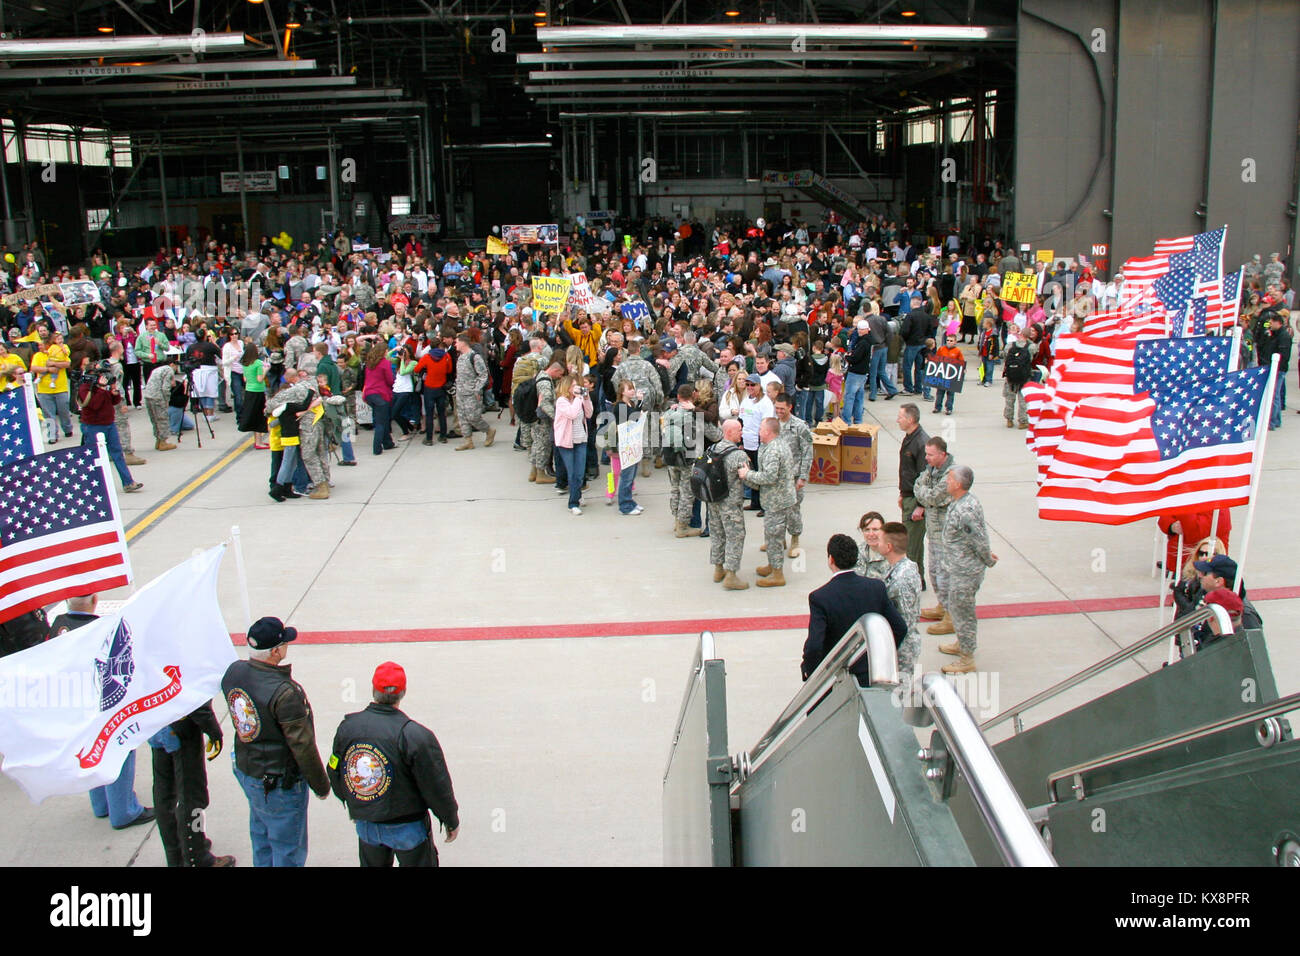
545 132 553 138
286 4 302 28
725 9 740 16
247 0 264 4
535 10 548 17
97 13 115 34
901 9 918 16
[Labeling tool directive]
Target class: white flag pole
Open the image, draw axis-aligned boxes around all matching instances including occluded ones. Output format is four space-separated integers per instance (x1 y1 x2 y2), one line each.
1233 354 1279 598
94 432 133 586
230 524 253 632
22 373 45 454
1228 325 1242 373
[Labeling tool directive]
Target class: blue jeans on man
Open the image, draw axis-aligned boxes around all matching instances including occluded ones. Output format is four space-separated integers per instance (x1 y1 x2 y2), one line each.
869 346 898 401
233 765 310 867
80 422 134 487
168 406 195 435
88 749 148 828
843 371 867 424
1270 376 1285 429
355 817 436 867
802 388 825 426
423 387 449 441
903 344 924 393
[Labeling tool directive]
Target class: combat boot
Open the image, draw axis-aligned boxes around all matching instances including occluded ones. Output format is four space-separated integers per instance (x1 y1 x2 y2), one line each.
920 603 945 621
938 641 961 656
941 654 976 674
529 466 538 482
309 482 330 500
485 427 497 447
787 534 801 557
722 571 749 590
675 521 702 538
755 564 773 577
928 612 954 635
713 564 725 583
756 569 786 588
124 453 147 466
155 439 177 451
455 437 475 450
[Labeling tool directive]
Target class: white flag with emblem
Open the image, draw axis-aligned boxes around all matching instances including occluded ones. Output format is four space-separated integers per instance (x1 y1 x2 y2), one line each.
0 545 236 803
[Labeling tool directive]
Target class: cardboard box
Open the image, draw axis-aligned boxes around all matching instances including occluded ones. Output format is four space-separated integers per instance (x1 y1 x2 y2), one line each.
840 423 880 484
813 416 850 437
810 433 841 485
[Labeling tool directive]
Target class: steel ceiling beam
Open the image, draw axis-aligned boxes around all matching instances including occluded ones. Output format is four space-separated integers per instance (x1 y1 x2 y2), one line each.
536 24 1014 45
518 50 954 63
26 77 358 96
527 68 889 81
105 88 407 107
140 100 427 117
524 83 856 93
0 60 320 81
0 33 250 58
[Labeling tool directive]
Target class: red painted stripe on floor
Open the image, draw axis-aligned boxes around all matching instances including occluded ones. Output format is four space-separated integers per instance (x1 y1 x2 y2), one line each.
231 585 1300 645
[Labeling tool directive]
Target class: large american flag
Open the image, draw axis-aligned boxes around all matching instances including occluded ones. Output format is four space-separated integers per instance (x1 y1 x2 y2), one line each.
0 386 45 463
1037 347 1260 524
1153 233 1196 255
0 444 132 623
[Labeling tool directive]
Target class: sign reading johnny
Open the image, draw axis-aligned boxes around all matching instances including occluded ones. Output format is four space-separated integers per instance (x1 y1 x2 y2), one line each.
924 359 966 393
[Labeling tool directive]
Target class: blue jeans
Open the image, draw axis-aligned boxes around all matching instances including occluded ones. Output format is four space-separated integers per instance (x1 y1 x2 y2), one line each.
231 373 245 418
277 445 301 484
869 347 897 400
618 461 639 513
558 443 586 508
933 387 955 413
391 392 417 434
981 358 995 384
802 388 825 426
1270 376 1285 428
80 422 134 487
843 371 867 424
341 438 356 462
366 395 394 454
168 407 195 434
234 765 310 867
903 345 923 392
423 387 448 440
88 750 145 827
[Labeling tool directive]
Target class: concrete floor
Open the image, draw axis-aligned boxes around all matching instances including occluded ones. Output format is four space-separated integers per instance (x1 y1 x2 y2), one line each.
1 364 1297 867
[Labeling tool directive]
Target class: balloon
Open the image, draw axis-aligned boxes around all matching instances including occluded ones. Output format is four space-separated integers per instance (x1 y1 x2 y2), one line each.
3 253 13 263
491 225 500 234
756 217 766 229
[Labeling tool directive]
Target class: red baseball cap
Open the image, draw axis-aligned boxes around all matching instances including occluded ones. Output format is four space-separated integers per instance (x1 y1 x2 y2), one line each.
372 662 406 694
1204 588 1243 616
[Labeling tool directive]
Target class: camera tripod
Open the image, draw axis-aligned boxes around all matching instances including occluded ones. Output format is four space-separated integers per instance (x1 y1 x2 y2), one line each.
174 365 217 448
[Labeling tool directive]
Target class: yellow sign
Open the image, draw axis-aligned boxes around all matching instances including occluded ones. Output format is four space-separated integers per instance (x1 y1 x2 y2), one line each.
1001 271 1039 305
531 275 570 314
1035 249 1055 264
486 235 509 256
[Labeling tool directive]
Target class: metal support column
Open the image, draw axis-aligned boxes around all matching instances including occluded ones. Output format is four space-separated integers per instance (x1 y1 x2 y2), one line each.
407 139 418 212
236 131 250 251
158 139 171 252
588 119 597 208
742 128 749 181
636 119 644 197
16 120 35 244
327 137 339 233
1 123 17 245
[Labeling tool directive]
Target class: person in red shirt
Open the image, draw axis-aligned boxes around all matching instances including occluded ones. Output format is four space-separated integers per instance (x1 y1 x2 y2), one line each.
77 360 143 492
1157 509 1232 573
931 333 966 415
414 340 454 444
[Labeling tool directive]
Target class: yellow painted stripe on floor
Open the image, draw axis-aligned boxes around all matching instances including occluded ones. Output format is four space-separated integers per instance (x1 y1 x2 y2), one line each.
125 437 254 542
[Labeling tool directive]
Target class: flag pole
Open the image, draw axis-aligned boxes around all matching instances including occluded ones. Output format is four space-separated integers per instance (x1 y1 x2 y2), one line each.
94 432 133 586
230 524 253 632
22 373 45 454
1233 354 1279 598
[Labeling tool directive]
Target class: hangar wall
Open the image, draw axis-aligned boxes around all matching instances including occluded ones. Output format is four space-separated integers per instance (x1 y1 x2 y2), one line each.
1015 0 1300 279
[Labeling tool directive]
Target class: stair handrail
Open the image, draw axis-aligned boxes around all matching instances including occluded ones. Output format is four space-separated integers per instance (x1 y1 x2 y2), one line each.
920 673 1057 867
738 613 898 784
1046 690 1300 803
663 631 717 781
980 604 1230 734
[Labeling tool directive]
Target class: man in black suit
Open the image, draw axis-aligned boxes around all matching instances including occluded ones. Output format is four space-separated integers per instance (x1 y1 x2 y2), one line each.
802 534 908 684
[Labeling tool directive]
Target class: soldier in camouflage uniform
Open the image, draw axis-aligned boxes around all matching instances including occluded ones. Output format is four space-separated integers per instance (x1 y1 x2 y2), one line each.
106 343 145 466
773 392 812 557
708 419 750 590
662 384 706 538
913 437 955 633
611 345 664 480
266 372 330 498
939 465 997 673
453 333 496 450
529 360 563 480
854 512 889 579
1263 253 1286 291
738 417 796 588
142 353 180 450
511 336 547 454
879 523 923 684
667 331 719 386
1242 254 1263 291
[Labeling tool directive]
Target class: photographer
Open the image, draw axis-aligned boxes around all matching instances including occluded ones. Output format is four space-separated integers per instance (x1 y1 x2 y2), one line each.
77 360 143 493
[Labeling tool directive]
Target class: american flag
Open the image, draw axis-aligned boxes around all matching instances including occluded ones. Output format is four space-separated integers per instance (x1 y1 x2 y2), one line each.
1191 269 1242 334
0 444 132 623
1038 365 1267 524
1153 267 1199 331
1085 305 1168 338
0 386 45 462
1167 227 1225 282
1153 233 1196 255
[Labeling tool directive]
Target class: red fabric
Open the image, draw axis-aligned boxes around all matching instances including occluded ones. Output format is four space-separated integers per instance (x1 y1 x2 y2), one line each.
1157 508 1232 570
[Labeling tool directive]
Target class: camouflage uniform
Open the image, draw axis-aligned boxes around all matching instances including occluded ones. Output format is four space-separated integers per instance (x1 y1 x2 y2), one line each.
610 354 664 413
884 557 923 679
267 380 327 486
142 363 176 442
1263 256 1285 290
913 452 955 604
1242 257 1263 290
942 491 996 656
455 349 491 437
777 415 813 536
284 334 310 371
706 439 748 572
511 352 543 452
667 344 719 387
855 543 889 579
107 358 135 455
529 371 556 472
742 438 796 570
662 404 709 526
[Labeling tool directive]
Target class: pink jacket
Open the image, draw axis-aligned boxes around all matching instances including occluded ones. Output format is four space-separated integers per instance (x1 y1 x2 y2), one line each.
553 393 594 448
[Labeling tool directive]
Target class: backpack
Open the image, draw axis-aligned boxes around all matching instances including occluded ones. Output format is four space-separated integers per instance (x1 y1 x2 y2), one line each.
1004 343 1032 385
513 377 541 424
674 356 691 390
691 442 742 503
660 408 696 468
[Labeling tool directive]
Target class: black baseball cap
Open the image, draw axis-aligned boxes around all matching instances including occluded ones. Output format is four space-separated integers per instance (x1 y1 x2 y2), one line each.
247 616 298 650
1192 554 1237 584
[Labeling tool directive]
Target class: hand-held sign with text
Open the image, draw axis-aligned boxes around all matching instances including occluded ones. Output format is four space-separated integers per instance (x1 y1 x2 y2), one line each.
925 359 967 393
1000 271 1039 305
530 276 570 315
